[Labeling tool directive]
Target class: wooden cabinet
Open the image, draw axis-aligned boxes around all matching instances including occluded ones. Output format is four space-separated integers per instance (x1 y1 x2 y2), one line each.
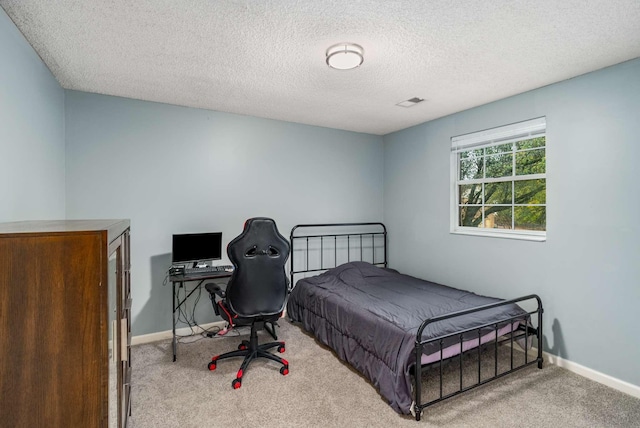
0 220 131 428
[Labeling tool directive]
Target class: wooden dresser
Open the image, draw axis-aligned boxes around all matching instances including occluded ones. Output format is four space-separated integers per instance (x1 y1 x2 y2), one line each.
0 220 131 428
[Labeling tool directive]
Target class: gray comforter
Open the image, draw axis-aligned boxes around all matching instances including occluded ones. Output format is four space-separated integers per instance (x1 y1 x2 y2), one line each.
286 261 527 414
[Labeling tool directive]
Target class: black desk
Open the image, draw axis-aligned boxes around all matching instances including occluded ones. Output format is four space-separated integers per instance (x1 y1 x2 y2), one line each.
170 270 233 362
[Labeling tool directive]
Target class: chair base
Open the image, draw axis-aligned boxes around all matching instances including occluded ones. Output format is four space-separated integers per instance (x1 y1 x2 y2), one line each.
207 321 288 389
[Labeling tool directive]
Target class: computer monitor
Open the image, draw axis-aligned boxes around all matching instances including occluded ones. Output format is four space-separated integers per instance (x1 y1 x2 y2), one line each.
172 232 222 265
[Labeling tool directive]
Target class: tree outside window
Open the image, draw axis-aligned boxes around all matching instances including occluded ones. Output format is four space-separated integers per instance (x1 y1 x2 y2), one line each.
451 118 546 241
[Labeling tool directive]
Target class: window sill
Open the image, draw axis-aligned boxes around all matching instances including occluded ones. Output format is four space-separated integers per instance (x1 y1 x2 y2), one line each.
450 229 546 242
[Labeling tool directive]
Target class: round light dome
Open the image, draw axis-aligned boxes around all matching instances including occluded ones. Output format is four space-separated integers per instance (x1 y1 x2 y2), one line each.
325 43 364 70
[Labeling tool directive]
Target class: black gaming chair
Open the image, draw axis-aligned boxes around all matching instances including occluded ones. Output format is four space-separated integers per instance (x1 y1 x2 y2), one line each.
205 217 290 389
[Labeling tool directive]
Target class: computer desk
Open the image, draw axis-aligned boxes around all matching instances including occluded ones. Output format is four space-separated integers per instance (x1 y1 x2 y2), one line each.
170 270 233 362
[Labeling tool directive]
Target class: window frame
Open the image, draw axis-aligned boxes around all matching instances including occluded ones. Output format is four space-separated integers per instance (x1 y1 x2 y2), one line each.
450 117 547 242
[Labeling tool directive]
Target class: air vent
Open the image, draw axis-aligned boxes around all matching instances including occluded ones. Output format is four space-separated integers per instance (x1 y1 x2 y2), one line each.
396 97 424 108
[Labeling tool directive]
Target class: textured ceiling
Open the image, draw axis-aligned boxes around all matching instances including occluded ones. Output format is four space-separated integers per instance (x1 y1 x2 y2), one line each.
2 0 640 135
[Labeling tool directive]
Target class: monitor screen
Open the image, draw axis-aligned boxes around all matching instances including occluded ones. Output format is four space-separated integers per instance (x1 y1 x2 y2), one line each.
172 232 222 264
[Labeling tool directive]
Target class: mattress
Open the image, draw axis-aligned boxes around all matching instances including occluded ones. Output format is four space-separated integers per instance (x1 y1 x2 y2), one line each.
286 261 528 414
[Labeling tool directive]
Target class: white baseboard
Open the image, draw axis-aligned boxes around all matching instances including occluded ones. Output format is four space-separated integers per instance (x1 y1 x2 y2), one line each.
541 350 640 399
131 321 226 346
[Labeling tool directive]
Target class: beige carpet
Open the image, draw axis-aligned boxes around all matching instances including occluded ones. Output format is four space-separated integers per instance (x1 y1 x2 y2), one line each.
130 320 640 428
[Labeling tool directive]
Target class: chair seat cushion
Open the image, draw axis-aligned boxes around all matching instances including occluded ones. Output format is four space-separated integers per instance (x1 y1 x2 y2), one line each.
217 300 281 326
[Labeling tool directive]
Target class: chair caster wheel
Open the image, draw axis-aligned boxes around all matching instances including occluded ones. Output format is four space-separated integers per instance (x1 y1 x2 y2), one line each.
232 379 242 389
277 345 285 353
208 361 216 371
280 366 289 376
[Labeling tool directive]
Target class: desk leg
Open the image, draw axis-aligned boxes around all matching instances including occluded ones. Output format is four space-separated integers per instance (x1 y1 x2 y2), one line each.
172 282 178 362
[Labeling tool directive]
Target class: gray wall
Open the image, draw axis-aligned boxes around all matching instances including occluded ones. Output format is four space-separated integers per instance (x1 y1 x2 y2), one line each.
383 58 640 387
0 9 65 221
64 90 384 335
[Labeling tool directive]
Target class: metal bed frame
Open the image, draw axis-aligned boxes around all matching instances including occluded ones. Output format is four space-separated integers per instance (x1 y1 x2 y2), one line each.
289 222 544 421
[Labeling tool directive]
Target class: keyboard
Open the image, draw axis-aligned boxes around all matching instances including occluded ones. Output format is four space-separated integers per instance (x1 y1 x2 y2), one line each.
183 265 234 275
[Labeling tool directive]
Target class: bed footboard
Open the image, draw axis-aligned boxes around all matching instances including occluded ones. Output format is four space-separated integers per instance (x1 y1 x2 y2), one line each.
413 295 544 421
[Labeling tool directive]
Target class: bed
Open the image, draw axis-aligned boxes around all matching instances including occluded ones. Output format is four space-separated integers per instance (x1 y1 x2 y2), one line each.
285 223 543 421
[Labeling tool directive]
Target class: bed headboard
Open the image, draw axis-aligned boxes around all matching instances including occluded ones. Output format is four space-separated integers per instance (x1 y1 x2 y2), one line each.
289 222 387 288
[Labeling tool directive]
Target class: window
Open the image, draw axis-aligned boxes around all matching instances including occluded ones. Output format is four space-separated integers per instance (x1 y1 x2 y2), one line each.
450 117 546 241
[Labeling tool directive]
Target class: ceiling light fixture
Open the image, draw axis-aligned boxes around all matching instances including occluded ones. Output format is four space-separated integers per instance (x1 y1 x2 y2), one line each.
326 43 364 70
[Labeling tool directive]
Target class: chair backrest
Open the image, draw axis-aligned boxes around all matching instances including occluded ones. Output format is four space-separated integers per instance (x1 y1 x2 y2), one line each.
226 217 290 318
